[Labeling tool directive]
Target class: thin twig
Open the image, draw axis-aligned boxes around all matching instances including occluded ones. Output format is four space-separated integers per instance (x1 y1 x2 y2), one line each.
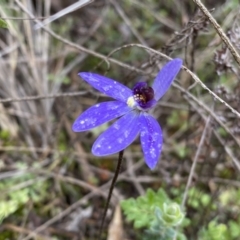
185 97 240 172
126 151 145 195
172 114 212 240
129 0 179 30
181 114 211 208
193 0 240 66
0 91 87 103
2 224 52 240
110 0 147 45
0 17 47 20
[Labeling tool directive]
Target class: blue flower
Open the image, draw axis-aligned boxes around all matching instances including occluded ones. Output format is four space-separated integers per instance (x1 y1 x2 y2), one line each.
72 58 182 169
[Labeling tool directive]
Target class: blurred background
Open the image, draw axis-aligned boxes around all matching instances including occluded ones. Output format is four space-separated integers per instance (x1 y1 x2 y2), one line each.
0 0 240 239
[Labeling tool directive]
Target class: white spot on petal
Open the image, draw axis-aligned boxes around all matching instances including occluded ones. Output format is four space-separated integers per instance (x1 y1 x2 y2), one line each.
152 132 159 141
150 148 156 158
89 75 98 82
124 130 129 138
103 85 112 91
141 130 146 137
108 104 118 110
87 117 96 125
117 138 123 143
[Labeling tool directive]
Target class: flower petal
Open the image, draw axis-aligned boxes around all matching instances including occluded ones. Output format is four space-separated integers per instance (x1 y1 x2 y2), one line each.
92 111 140 156
72 101 132 132
139 113 163 169
79 72 132 102
152 58 182 101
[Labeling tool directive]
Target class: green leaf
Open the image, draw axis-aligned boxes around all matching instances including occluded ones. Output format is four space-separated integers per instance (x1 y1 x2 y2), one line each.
0 201 18 222
121 188 170 228
0 19 8 28
0 165 49 222
199 221 228 240
201 194 211 207
229 221 240 238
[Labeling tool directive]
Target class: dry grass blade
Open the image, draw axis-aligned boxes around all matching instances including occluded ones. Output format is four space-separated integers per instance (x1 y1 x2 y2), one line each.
107 204 123 240
34 0 94 29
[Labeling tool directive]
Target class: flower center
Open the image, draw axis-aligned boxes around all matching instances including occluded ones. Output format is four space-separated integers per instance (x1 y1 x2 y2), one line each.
127 82 156 110
133 82 155 107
